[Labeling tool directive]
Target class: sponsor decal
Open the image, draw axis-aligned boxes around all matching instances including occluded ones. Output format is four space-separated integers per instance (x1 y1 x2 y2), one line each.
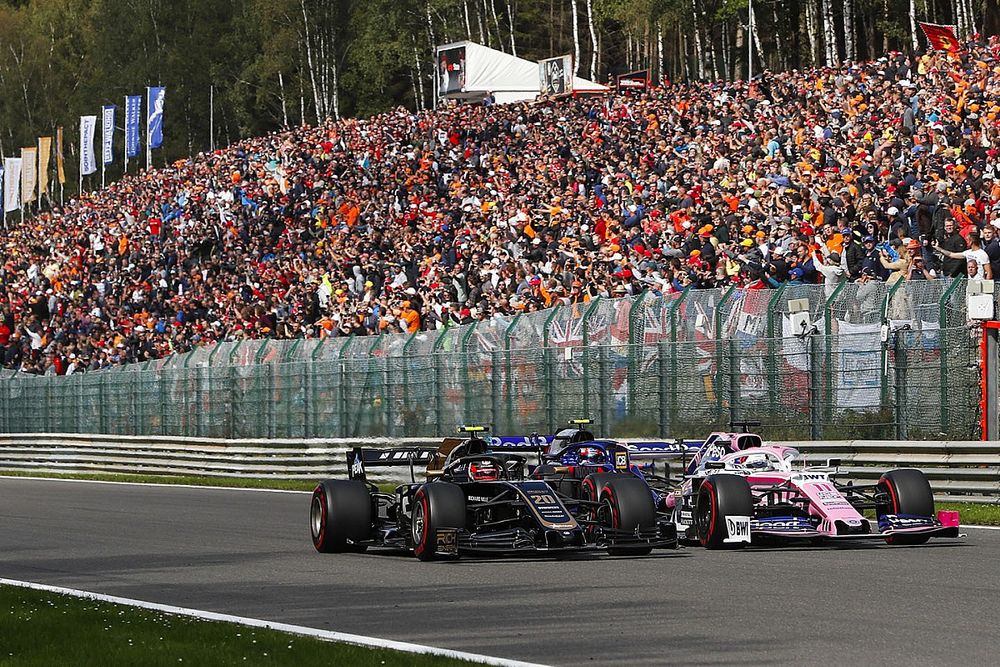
724 516 751 543
467 496 492 504
880 514 933 530
435 528 458 555
376 450 432 462
751 517 814 531
615 452 629 470
350 455 365 478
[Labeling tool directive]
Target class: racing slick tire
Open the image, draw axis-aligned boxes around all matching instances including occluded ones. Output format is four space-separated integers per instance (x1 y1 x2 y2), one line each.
696 474 753 550
311 479 372 553
877 468 934 546
597 476 657 556
412 483 467 561
580 472 620 537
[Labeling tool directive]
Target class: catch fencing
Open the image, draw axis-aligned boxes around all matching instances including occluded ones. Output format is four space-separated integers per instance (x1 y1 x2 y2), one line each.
0 434 995 504
0 279 984 441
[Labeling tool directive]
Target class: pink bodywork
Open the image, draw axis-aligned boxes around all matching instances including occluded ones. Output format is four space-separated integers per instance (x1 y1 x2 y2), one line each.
721 446 870 535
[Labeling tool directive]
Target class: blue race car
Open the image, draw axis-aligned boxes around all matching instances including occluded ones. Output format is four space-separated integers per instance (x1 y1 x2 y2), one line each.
489 420 695 549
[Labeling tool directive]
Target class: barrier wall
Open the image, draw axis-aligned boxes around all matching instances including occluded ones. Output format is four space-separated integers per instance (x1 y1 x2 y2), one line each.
0 280 983 440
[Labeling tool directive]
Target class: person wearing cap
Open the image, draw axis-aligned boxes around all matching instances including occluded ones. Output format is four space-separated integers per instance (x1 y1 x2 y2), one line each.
398 301 421 333
814 247 846 289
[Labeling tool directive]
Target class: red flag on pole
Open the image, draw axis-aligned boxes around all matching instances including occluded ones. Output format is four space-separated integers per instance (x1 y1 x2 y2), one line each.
919 22 960 53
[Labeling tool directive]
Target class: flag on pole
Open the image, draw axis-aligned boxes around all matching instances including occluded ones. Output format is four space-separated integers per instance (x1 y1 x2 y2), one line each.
919 22 960 52
56 127 66 185
147 86 165 150
20 147 37 204
38 137 51 195
125 95 142 158
102 105 116 165
80 115 97 176
3 158 21 212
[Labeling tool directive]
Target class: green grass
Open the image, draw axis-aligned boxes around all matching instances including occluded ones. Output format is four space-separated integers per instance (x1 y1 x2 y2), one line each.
0 470 405 493
936 502 1000 526
0 584 477 666
0 470 319 491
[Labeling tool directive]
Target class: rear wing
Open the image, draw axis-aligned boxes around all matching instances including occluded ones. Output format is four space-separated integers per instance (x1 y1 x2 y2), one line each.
487 435 554 451
625 440 703 459
347 446 438 482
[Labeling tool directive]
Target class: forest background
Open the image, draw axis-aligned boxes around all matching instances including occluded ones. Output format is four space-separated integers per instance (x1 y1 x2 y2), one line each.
0 0 997 190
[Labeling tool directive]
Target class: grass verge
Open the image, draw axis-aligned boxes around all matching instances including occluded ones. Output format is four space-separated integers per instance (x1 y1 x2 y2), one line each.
0 584 477 666
2 470 998 525
936 502 1000 526
0 470 318 491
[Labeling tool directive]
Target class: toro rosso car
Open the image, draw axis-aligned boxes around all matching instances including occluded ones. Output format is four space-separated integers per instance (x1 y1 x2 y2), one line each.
310 426 674 561
669 422 962 548
489 420 689 550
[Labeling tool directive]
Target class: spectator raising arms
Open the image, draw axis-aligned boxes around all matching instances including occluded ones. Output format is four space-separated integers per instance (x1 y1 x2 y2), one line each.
4 37 1000 375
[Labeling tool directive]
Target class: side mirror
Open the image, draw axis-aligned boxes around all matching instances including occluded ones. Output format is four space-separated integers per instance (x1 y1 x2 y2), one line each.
826 458 841 470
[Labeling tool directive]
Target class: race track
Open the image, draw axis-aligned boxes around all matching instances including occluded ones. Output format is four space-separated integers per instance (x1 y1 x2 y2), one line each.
0 477 994 665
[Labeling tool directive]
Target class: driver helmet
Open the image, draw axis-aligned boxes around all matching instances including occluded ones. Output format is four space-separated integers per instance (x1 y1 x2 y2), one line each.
741 452 769 469
469 460 500 481
577 447 603 464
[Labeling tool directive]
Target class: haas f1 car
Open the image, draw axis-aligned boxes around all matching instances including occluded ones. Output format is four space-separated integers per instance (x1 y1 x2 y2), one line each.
670 423 962 548
310 426 677 560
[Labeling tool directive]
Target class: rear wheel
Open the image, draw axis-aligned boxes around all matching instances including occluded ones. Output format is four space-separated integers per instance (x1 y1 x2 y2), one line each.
311 480 372 553
412 483 466 561
695 474 753 550
596 477 657 556
877 468 934 545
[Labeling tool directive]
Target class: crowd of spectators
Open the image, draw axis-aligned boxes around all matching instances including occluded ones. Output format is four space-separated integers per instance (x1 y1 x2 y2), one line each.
4 38 1000 375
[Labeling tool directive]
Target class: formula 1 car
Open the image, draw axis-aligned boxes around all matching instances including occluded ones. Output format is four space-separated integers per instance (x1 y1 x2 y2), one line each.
668 422 962 548
309 426 675 560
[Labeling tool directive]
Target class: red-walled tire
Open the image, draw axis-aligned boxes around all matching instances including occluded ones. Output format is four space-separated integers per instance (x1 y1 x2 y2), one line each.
598 476 657 556
878 468 934 546
311 480 372 553
581 473 620 538
412 483 466 561
695 474 753 549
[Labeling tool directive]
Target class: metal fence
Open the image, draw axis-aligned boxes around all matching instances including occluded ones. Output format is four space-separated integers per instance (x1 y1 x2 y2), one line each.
0 279 982 440
0 434 996 503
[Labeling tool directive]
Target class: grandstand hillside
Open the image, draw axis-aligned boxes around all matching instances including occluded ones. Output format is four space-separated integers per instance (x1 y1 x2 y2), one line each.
2 39 1000 375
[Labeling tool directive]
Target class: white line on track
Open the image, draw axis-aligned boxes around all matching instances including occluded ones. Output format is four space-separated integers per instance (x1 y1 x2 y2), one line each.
0 578 549 667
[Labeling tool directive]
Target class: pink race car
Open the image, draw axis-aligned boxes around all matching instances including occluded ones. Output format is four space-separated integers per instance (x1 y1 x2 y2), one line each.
668 424 961 548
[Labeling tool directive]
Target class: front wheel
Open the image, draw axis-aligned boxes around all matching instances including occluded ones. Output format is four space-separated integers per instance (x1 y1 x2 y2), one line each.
877 468 934 545
596 476 657 556
695 475 753 550
412 483 466 561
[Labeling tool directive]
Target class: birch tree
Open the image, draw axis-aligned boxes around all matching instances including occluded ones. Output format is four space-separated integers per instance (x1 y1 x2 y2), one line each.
570 0 581 76
586 0 598 81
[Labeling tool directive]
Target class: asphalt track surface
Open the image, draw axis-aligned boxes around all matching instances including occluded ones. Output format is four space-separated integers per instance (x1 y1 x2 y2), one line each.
0 477 995 666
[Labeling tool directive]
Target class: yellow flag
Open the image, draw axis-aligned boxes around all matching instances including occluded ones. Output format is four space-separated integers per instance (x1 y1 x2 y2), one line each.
38 136 51 195
20 147 37 204
56 127 66 185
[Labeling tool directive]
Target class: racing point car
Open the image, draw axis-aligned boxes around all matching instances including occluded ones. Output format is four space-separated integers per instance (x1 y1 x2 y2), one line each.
669 422 962 548
310 426 674 560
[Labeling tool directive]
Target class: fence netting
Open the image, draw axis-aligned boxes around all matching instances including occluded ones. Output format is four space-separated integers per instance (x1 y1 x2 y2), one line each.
0 279 985 440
